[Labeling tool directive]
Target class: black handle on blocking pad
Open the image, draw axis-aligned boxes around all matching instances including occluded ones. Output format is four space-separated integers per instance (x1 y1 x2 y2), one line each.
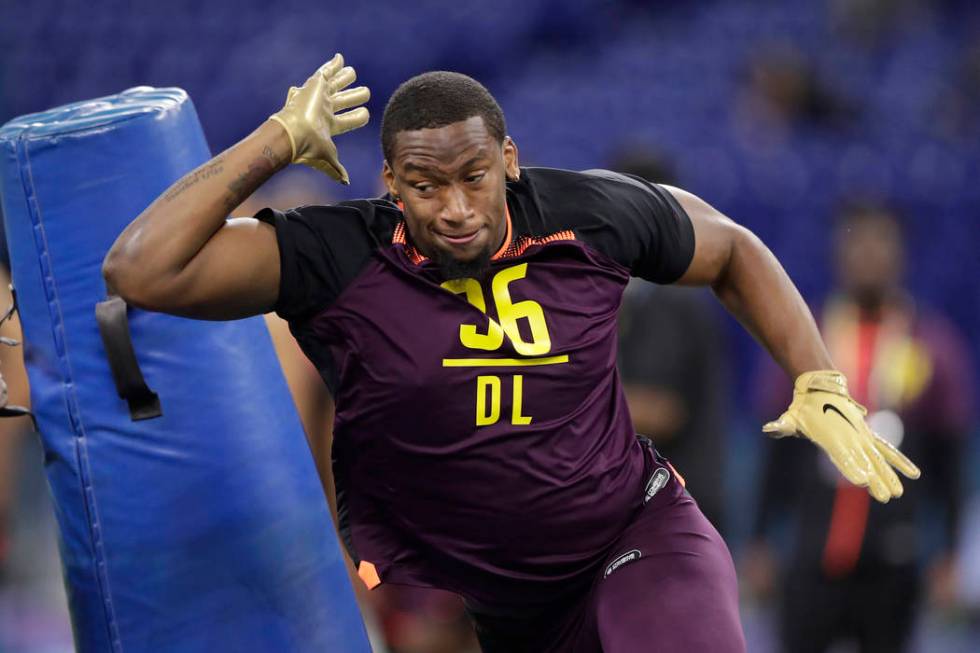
96 295 162 420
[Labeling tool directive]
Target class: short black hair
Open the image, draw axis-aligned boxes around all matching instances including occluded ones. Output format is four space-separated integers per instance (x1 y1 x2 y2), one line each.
381 71 506 163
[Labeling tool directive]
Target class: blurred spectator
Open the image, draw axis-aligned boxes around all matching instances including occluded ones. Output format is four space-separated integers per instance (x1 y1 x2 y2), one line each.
0 265 31 577
613 152 731 533
744 202 976 653
734 43 856 149
0 264 73 652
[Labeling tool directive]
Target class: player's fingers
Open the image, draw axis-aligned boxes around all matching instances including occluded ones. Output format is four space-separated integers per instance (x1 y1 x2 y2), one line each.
825 444 870 487
333 162 350 185
308 158 347 184
286 86 300 103
762 412 798 438
305 55 341 92
873 433 921 479
334 107 370 135
316 154 349 184
864 441 901 501
815 425 872 486
332 86 370 111
866 437 904 497
318 53 344 80
866 472 891 503
859 444 890 501
329 66 357 93
881 463 904 499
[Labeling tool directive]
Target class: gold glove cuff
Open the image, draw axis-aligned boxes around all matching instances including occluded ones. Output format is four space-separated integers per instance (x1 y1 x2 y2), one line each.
793 370 849 396
267 115 298 163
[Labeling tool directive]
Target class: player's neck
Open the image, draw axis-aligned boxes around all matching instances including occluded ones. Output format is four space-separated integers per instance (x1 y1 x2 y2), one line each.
493 215 508 253
489 201 513 259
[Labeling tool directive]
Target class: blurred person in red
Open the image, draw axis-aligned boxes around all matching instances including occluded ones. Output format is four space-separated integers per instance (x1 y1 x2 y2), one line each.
744 202 976 653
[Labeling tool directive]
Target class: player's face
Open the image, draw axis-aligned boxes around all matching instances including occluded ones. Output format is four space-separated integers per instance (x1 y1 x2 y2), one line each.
383 116 519 277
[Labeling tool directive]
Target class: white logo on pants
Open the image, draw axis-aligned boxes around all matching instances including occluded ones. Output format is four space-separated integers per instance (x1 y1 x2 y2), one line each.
604 549 642 578
644 467 670 503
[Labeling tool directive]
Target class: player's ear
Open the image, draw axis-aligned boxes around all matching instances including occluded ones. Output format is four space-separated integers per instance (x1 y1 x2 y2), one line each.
382 160 399 198
503 136 519 182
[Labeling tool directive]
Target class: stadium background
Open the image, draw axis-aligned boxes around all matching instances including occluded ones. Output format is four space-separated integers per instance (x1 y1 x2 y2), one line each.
0 0 977 651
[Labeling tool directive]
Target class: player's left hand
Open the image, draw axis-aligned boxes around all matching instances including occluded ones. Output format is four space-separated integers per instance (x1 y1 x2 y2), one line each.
268 53 370 184
763 370 920 503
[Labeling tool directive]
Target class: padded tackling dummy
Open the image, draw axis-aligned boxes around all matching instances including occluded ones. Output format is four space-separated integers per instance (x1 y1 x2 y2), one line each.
0 88 370 652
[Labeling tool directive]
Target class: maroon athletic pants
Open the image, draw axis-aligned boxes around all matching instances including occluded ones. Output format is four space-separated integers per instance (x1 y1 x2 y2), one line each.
468 465 745 652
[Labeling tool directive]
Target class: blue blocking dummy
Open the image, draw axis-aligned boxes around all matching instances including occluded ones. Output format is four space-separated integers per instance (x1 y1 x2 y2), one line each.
0 89 370 652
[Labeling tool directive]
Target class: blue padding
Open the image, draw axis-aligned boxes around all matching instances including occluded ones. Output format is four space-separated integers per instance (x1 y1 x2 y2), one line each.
0 88 369 653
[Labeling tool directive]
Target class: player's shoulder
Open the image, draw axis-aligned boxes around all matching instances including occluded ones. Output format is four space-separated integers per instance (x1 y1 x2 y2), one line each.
515 165 666 197
257 198 405 324
517 165 652 189
508 167 667 219
268 198 402 248
508 166 694 283
508 166 677 233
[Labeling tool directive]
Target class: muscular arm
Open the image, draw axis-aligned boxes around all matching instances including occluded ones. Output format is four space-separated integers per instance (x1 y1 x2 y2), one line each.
665 186 833 378
660 187 919 502
104 55 369 321
102 121 290 320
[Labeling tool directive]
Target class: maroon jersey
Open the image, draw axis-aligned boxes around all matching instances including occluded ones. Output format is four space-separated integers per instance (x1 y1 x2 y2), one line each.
257 167 694 610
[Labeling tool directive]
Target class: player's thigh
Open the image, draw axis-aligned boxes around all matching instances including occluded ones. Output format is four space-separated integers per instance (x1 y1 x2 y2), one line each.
594 496 745 653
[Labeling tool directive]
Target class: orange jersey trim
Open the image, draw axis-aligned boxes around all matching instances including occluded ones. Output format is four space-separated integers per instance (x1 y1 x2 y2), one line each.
391 205 574 264
667 461 687 488
357 560 381 590
392 221 427 264
498 230 576 259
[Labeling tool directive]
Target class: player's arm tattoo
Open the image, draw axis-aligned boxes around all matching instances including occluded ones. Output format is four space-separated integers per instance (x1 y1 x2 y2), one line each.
162 157 226 203
223 145 282 212
160 144 283 211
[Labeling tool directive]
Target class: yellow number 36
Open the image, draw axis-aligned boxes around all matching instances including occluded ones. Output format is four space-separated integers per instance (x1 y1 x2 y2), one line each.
441 263 552 356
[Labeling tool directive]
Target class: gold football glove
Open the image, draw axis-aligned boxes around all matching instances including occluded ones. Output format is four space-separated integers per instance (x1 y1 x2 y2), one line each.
268 53 370 184
763 370 920 503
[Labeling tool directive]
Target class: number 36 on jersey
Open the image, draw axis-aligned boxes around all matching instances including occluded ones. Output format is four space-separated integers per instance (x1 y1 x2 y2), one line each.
440 263 567 427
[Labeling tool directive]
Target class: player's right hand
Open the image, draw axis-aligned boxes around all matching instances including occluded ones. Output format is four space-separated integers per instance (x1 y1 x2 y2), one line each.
268 53 370 184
